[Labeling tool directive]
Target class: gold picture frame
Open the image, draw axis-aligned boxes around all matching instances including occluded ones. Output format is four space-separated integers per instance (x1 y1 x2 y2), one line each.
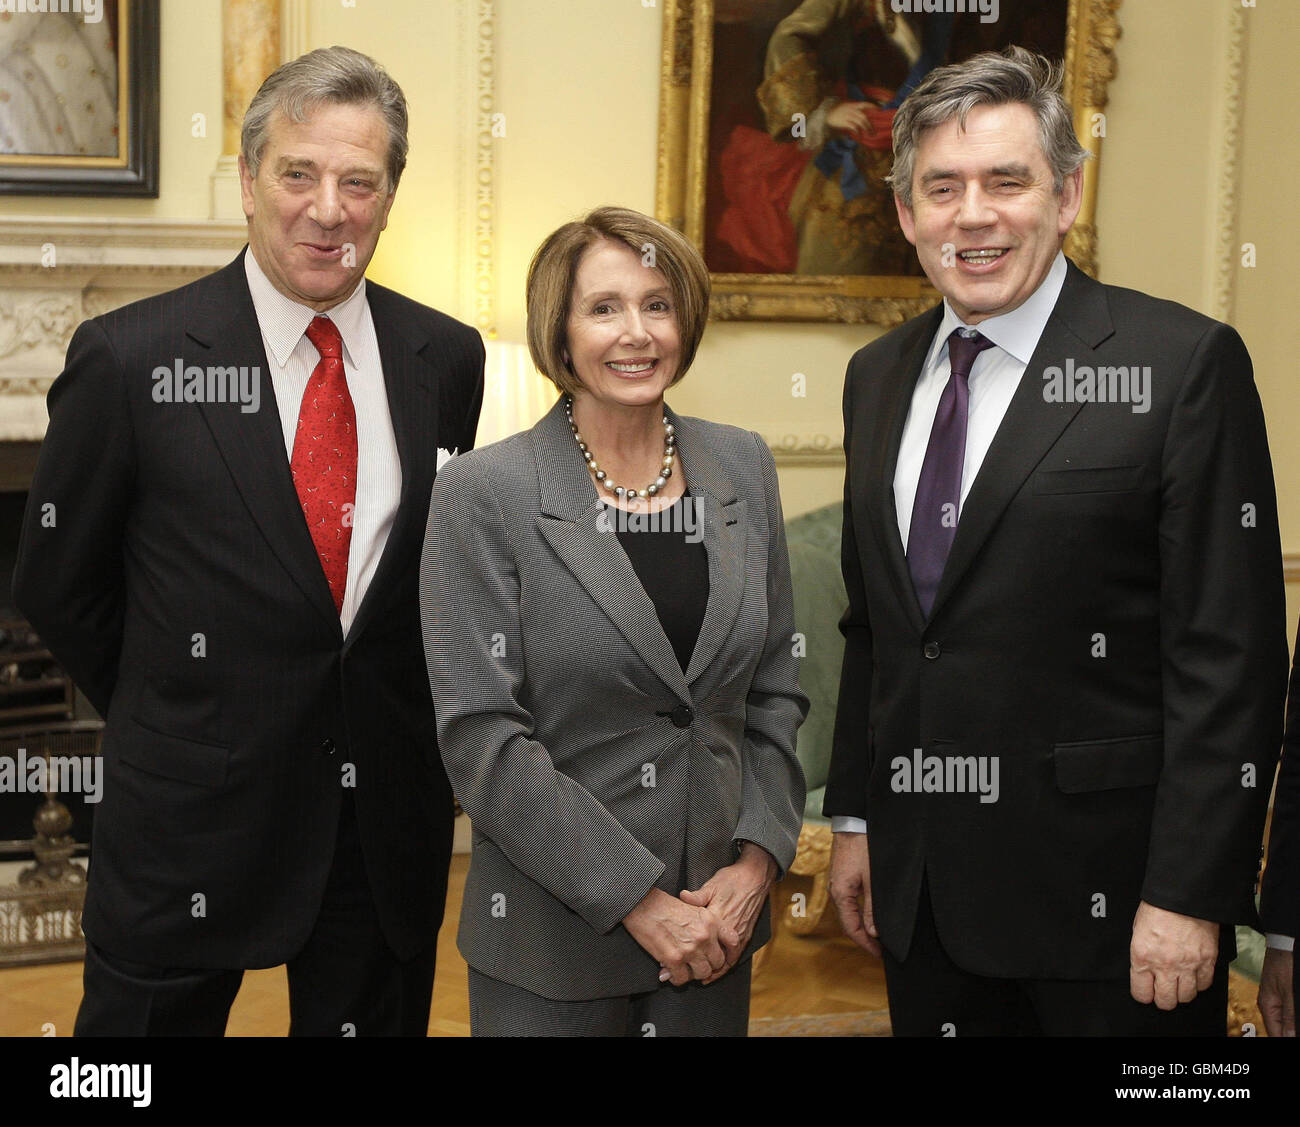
655 0 1122 325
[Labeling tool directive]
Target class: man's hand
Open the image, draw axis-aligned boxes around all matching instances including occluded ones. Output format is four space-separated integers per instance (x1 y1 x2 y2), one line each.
679 842 778 985
1258 948 1295 1037
622 888 739 987
829 831 881 956
1129 901 1219 1010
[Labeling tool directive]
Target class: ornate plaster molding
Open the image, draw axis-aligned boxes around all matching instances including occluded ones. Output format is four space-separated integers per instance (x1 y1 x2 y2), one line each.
0 217 247 441
458 0 497 337
1210 2 1248 324
761 432 844 466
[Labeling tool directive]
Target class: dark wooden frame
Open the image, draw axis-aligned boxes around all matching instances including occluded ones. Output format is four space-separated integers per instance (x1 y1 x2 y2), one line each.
0 0 160 197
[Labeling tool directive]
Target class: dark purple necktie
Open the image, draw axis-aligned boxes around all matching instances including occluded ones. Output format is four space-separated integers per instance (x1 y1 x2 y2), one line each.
907 328 995 618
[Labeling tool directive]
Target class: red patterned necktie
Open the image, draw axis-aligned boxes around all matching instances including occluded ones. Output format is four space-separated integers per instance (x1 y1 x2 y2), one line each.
291 316 356 614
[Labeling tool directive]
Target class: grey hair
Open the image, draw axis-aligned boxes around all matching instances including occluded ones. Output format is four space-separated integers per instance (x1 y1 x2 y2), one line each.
241 46 409 191
888 46 1088 208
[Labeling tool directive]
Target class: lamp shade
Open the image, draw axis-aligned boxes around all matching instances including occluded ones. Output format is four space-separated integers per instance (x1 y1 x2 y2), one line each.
473 338 558 448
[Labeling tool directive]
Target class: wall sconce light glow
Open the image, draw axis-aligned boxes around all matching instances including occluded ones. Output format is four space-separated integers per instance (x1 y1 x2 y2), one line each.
474 338 557 447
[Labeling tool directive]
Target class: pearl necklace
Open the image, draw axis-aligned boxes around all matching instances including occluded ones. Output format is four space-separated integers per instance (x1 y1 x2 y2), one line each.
565 397 676 502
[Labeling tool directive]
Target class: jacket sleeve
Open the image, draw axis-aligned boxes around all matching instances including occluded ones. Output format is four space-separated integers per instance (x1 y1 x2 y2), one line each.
420 455 666 935
447 324 485 454
1142 321 1288 922
12 317 135 719
824 359 874 820
1259 617 1300 937
731 434 809 877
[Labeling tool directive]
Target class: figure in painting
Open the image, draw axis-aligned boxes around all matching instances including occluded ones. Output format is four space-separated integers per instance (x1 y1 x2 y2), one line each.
709 0 1068 279
715 0 949 277
759 0 952 275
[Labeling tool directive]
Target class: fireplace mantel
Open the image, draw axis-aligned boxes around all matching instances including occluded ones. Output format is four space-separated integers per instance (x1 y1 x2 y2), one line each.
0 217 249 441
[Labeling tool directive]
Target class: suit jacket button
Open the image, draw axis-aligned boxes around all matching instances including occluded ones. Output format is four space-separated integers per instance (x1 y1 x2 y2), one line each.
320 737 336 755
670 705 694 729
923 642 941 660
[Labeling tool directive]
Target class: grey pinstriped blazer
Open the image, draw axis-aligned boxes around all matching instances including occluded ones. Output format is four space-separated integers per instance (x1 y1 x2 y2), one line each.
420 396 807 1001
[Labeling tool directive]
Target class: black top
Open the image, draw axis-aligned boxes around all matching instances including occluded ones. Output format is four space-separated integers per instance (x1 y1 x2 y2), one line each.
609 494 709 673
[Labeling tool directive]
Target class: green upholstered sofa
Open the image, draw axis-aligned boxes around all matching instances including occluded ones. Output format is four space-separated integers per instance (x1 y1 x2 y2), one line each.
779 501 845 935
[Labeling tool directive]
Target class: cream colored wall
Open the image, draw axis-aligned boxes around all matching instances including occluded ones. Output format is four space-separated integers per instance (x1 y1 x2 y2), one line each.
1096 0 1299 632
0 0 224 220
1233 0 1300 638
1094 0 1221 314
307 0 461 316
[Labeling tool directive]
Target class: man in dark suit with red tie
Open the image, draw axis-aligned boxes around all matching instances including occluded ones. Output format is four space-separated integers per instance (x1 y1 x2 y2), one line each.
825 47 1287 1035
12 47 483 1036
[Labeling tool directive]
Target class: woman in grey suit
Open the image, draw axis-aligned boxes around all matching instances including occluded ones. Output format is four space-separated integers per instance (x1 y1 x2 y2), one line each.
421 207 807 1036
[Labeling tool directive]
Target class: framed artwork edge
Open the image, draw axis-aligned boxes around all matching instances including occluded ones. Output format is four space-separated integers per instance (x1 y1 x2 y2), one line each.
655 0 1123 327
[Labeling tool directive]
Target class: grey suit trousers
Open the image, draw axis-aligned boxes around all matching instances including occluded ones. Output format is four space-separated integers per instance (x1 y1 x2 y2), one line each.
467 960 752 1037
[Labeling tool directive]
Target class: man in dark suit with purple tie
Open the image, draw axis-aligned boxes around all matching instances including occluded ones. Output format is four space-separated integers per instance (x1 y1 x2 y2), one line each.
825 47 1287 1036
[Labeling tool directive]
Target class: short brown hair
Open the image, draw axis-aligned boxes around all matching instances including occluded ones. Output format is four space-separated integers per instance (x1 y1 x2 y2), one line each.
526 207 710 397
889 46 1088 208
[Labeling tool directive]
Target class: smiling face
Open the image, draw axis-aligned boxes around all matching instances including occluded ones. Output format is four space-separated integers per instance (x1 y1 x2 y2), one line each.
895 102 1082 324
564 238 681 412
239 101 396 312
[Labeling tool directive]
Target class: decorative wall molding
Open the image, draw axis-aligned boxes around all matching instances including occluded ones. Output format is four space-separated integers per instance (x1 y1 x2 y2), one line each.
0 295 78 366
1210 1 1248 324
761 432 844 467
457 0 497 337
280 0 311 63
0 217 248 441
0 217 250 264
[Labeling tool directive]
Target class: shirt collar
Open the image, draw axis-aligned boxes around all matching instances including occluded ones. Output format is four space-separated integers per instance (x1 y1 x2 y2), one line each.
930 250 1069 369
243 245 369 369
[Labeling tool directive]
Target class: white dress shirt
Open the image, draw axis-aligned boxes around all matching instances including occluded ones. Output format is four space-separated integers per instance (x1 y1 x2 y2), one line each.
833 252 1068 835
244 249 402 638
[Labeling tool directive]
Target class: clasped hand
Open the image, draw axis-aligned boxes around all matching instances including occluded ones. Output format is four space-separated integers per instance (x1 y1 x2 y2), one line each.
1129 901 1219 1010
623 845 777 986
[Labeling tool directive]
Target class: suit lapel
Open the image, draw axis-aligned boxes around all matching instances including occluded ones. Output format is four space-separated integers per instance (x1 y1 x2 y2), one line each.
343 283 440 647
533 399 750 699
188 250 340 634
928 263 1115 619
867 307 941 633
673 412 747 686
533 399 689 699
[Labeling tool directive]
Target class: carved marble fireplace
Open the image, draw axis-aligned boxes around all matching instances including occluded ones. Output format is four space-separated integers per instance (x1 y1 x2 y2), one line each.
0 217 249 443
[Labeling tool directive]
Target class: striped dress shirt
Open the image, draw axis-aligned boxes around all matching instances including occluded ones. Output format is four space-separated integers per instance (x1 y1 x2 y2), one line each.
244 248 402 637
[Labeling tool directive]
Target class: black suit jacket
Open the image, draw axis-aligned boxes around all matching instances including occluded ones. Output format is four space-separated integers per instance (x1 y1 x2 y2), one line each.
12 249 484 968
1260 619 1300 940
826 260 1287 980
